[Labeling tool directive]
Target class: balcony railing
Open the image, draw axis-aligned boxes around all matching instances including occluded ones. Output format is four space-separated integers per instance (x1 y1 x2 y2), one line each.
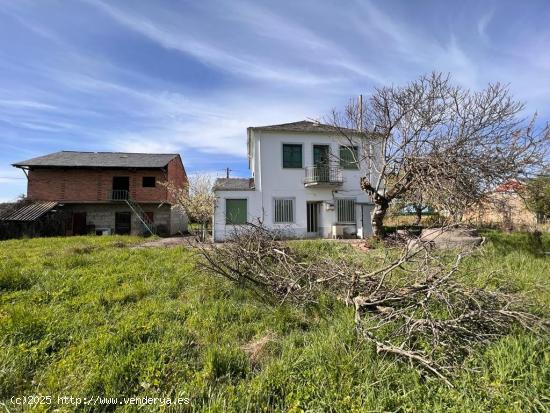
304 166 343 187
110 189 129 200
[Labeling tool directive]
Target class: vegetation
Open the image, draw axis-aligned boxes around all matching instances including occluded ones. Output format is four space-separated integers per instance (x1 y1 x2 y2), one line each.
164 174 215 241
330 72 549 237
525 174 550 220
1 233 549 412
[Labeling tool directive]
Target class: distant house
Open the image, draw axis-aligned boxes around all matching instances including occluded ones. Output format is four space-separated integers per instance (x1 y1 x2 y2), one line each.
2 151 188 237
463 180 542 229
213 121 378 241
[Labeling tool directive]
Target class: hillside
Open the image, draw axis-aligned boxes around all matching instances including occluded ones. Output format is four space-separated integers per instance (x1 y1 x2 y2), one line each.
1 233 549 412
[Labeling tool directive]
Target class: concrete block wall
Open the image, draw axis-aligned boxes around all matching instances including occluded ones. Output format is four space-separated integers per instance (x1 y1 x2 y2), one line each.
64 203 179 236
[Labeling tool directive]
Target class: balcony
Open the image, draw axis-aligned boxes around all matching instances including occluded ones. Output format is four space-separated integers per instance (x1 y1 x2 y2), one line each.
110 189 129 200
304 166 343 188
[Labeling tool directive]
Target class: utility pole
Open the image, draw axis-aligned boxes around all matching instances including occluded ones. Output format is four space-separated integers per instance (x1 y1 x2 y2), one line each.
359 94 363 132
225 167 231 179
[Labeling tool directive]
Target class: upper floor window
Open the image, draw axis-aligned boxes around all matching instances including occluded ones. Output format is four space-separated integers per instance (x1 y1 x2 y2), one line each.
274 198 294 223
339 146 359 170
226 199 247 225
142 176 156 187
282 144 303 168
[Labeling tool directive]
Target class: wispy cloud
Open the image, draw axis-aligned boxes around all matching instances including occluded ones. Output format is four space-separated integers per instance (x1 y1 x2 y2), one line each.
0 0 548 201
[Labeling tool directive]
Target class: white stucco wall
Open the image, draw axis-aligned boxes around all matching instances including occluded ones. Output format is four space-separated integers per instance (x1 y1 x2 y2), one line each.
213 129 378 241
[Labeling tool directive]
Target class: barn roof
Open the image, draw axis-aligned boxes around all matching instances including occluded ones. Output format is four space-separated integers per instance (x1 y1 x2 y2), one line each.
13 151 179 169
0 201 58 222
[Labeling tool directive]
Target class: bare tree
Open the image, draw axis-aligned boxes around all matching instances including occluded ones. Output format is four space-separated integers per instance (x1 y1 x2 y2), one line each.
163 174 215 241
330 72 550 238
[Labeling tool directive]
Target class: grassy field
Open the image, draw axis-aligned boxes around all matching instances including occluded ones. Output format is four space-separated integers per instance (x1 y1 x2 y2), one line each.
0 233 549 412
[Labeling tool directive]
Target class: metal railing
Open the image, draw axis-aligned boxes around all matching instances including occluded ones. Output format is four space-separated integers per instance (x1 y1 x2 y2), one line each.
304 166 343 186
108 190 155 235
110 189 129 200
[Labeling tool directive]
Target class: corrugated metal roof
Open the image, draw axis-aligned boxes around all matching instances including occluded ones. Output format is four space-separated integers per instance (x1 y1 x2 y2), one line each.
0 201 58 222
13 151 179 168
214 178 255 191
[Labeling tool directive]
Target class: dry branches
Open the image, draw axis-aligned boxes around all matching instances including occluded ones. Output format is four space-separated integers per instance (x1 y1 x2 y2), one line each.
353 240 547 385
195 223 372 305
196 225 549 385
330 72 550 237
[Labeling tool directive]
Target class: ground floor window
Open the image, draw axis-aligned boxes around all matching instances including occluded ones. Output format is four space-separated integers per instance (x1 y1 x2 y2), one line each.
274 198 294 223
225 199 247 225
337 198 356 223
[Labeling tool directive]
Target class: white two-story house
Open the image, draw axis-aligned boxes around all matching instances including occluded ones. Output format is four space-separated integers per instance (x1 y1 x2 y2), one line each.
213 120 376 241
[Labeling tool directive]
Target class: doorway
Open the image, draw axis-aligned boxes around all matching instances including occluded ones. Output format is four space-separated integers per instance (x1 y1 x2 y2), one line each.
72 212 87 235
115 212 132 235
307 202 320 235
112 176 130 200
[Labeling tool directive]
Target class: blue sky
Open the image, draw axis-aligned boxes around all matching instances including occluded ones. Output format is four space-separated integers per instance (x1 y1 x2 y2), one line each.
1 0 549 201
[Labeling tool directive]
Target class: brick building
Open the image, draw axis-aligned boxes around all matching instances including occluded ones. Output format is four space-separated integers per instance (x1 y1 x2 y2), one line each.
6 151 188 236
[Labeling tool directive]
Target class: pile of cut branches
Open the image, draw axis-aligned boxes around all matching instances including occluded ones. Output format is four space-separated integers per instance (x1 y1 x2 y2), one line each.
353 242 548 386
195 223 373 305
196 224 549 385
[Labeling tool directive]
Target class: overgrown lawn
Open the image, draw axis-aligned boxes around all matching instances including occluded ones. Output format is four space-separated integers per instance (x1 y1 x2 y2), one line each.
0 233 548 412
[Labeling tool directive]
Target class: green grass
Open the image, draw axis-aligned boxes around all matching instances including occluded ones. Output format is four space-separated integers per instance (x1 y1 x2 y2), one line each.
0 233 549 412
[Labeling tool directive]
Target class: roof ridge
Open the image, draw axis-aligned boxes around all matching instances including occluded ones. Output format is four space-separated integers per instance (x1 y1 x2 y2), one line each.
59 150 179 155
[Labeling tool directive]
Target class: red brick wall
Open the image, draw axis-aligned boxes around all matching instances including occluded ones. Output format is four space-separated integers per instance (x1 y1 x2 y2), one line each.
27 168 172 202
166 156 188 203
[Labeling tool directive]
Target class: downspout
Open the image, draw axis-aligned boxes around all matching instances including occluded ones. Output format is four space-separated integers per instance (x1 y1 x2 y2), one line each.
258 131 265 222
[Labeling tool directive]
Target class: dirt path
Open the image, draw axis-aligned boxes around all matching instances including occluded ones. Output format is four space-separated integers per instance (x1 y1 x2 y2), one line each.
131 236 195 249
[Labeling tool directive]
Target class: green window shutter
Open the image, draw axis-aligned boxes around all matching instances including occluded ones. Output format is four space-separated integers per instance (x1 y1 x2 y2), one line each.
226 199 247 225
283 144 303 168
340 146 359 169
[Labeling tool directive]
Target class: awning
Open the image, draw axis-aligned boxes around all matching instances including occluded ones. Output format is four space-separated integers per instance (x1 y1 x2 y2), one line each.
0 201 58 222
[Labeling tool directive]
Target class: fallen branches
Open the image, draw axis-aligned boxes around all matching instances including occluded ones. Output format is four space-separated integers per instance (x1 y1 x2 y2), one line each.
353 239 548 384
196 224 549 385
195 223 374 305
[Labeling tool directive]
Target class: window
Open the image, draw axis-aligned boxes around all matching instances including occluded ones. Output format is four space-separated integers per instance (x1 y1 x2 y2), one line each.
337 199 356 223
282 144 303 168
274 198 294 223
339 146 359 169
225 199 247 225
142 176 156 187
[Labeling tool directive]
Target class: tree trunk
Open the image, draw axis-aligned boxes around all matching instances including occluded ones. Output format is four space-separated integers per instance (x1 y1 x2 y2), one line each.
201 221 207 242
371 200 389 239
413 205 423 226
361 177 390 239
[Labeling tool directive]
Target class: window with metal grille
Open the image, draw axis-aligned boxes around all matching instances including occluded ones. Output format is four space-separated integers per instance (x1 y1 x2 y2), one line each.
225 199 247 225
337 199 355 223
282 144 303 168
339 145 359 169
274 198 294 223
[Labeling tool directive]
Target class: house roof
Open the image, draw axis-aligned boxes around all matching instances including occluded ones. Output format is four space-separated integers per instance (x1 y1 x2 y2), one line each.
13 151 179 169
248 120 359 134
214 178 255 191
0 201 58 222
